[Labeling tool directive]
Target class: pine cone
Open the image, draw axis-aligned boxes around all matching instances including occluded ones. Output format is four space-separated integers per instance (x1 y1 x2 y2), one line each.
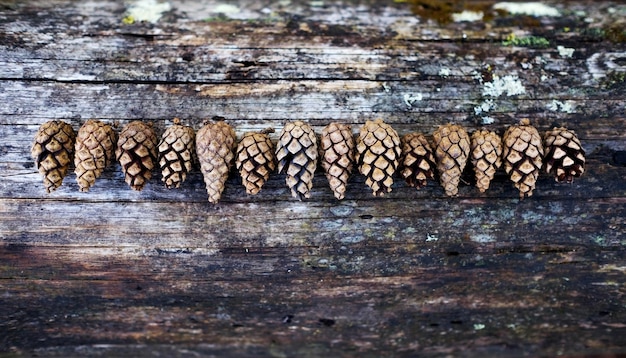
400 132 436 190
470 129 502 193
236 128 276 195
356 119 401 196
158 118 196 189
196 121 236 203
433 124 470 196
74 120 116 192
276 121 318 200
320 123 355 200
544 127 585 183
31 120 76 193
116 121 157 191
502 119 544 198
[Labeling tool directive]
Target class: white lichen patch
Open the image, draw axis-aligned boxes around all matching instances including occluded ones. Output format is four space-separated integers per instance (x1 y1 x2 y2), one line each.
493 2 561 17
557 46 575 58
212 3 240 14
481 116 496 125
403 93 423 108
471 234 496 243
426 233 438 242
474 98 496 115
452 10 484 22
548 99 576 113
439 67 450 77
482 75 526 97
124 0 171 24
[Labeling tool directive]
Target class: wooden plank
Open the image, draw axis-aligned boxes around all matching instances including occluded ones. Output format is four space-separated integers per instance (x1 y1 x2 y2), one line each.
1 0 626 356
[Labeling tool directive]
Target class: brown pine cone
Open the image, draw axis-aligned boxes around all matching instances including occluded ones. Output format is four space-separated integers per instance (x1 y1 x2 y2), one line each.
31 120 76 193
544 127 585 183
276 121 318 200
356 119 401 196
320 123 355 200
236 128 276 195
158 118 196 189
196 121 237 203
400 132 436 190
433 124 470 196
74 119 116 192
116 121 157 191
502 119 544 198
470 129 502 193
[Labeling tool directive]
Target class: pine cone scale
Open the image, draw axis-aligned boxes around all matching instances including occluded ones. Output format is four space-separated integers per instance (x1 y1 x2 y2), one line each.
544 127 585 183
31 120 76 193
356 119 401 196
158 120 196 189
276 121 317 200
236 129 276 195
503 119 543 198
116 121 157 191
433 124 470 196
197 121 236 203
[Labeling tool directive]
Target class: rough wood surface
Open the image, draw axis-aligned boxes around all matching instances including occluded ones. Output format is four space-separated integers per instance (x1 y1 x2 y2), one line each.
1 0 626 356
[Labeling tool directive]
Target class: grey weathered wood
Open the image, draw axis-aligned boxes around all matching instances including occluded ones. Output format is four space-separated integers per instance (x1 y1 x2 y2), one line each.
1 0 626 356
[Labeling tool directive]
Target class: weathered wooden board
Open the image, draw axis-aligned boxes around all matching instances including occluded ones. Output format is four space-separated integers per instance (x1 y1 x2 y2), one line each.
1 0 626 356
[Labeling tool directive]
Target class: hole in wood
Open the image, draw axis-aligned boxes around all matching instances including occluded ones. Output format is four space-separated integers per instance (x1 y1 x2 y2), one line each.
318 318 335 327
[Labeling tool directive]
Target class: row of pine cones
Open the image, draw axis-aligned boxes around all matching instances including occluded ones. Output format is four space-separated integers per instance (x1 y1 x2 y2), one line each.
31 118 585 201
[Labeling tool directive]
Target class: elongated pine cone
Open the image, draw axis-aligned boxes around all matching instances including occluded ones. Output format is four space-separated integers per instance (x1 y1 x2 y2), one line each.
502 119 544 198
470 129 502 193
544 127 585 183
158 119 196 189
31 120 76 193
276 121 318 200
236 129 276 195
116 121 157 191
196 121 236 203
320 123 355 200
400 132 436 190
433 124 470 196
356 119 401 196
74 120 116 192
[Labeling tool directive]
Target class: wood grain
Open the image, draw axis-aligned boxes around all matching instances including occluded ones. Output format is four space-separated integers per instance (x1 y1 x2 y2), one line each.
1 0 626 356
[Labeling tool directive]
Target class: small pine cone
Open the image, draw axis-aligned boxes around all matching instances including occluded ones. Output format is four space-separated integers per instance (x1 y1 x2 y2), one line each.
502 119 544 198
356 119 401 196
236 129 276 195
320 123 355 200
74 120 116 192
196 121 237 203
158 119 196 189
544 127 585 183
470 129 502 193
400 132 436 190
116 121 157 191
31 120 76 193
276 121 318 200
433 124 470 196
